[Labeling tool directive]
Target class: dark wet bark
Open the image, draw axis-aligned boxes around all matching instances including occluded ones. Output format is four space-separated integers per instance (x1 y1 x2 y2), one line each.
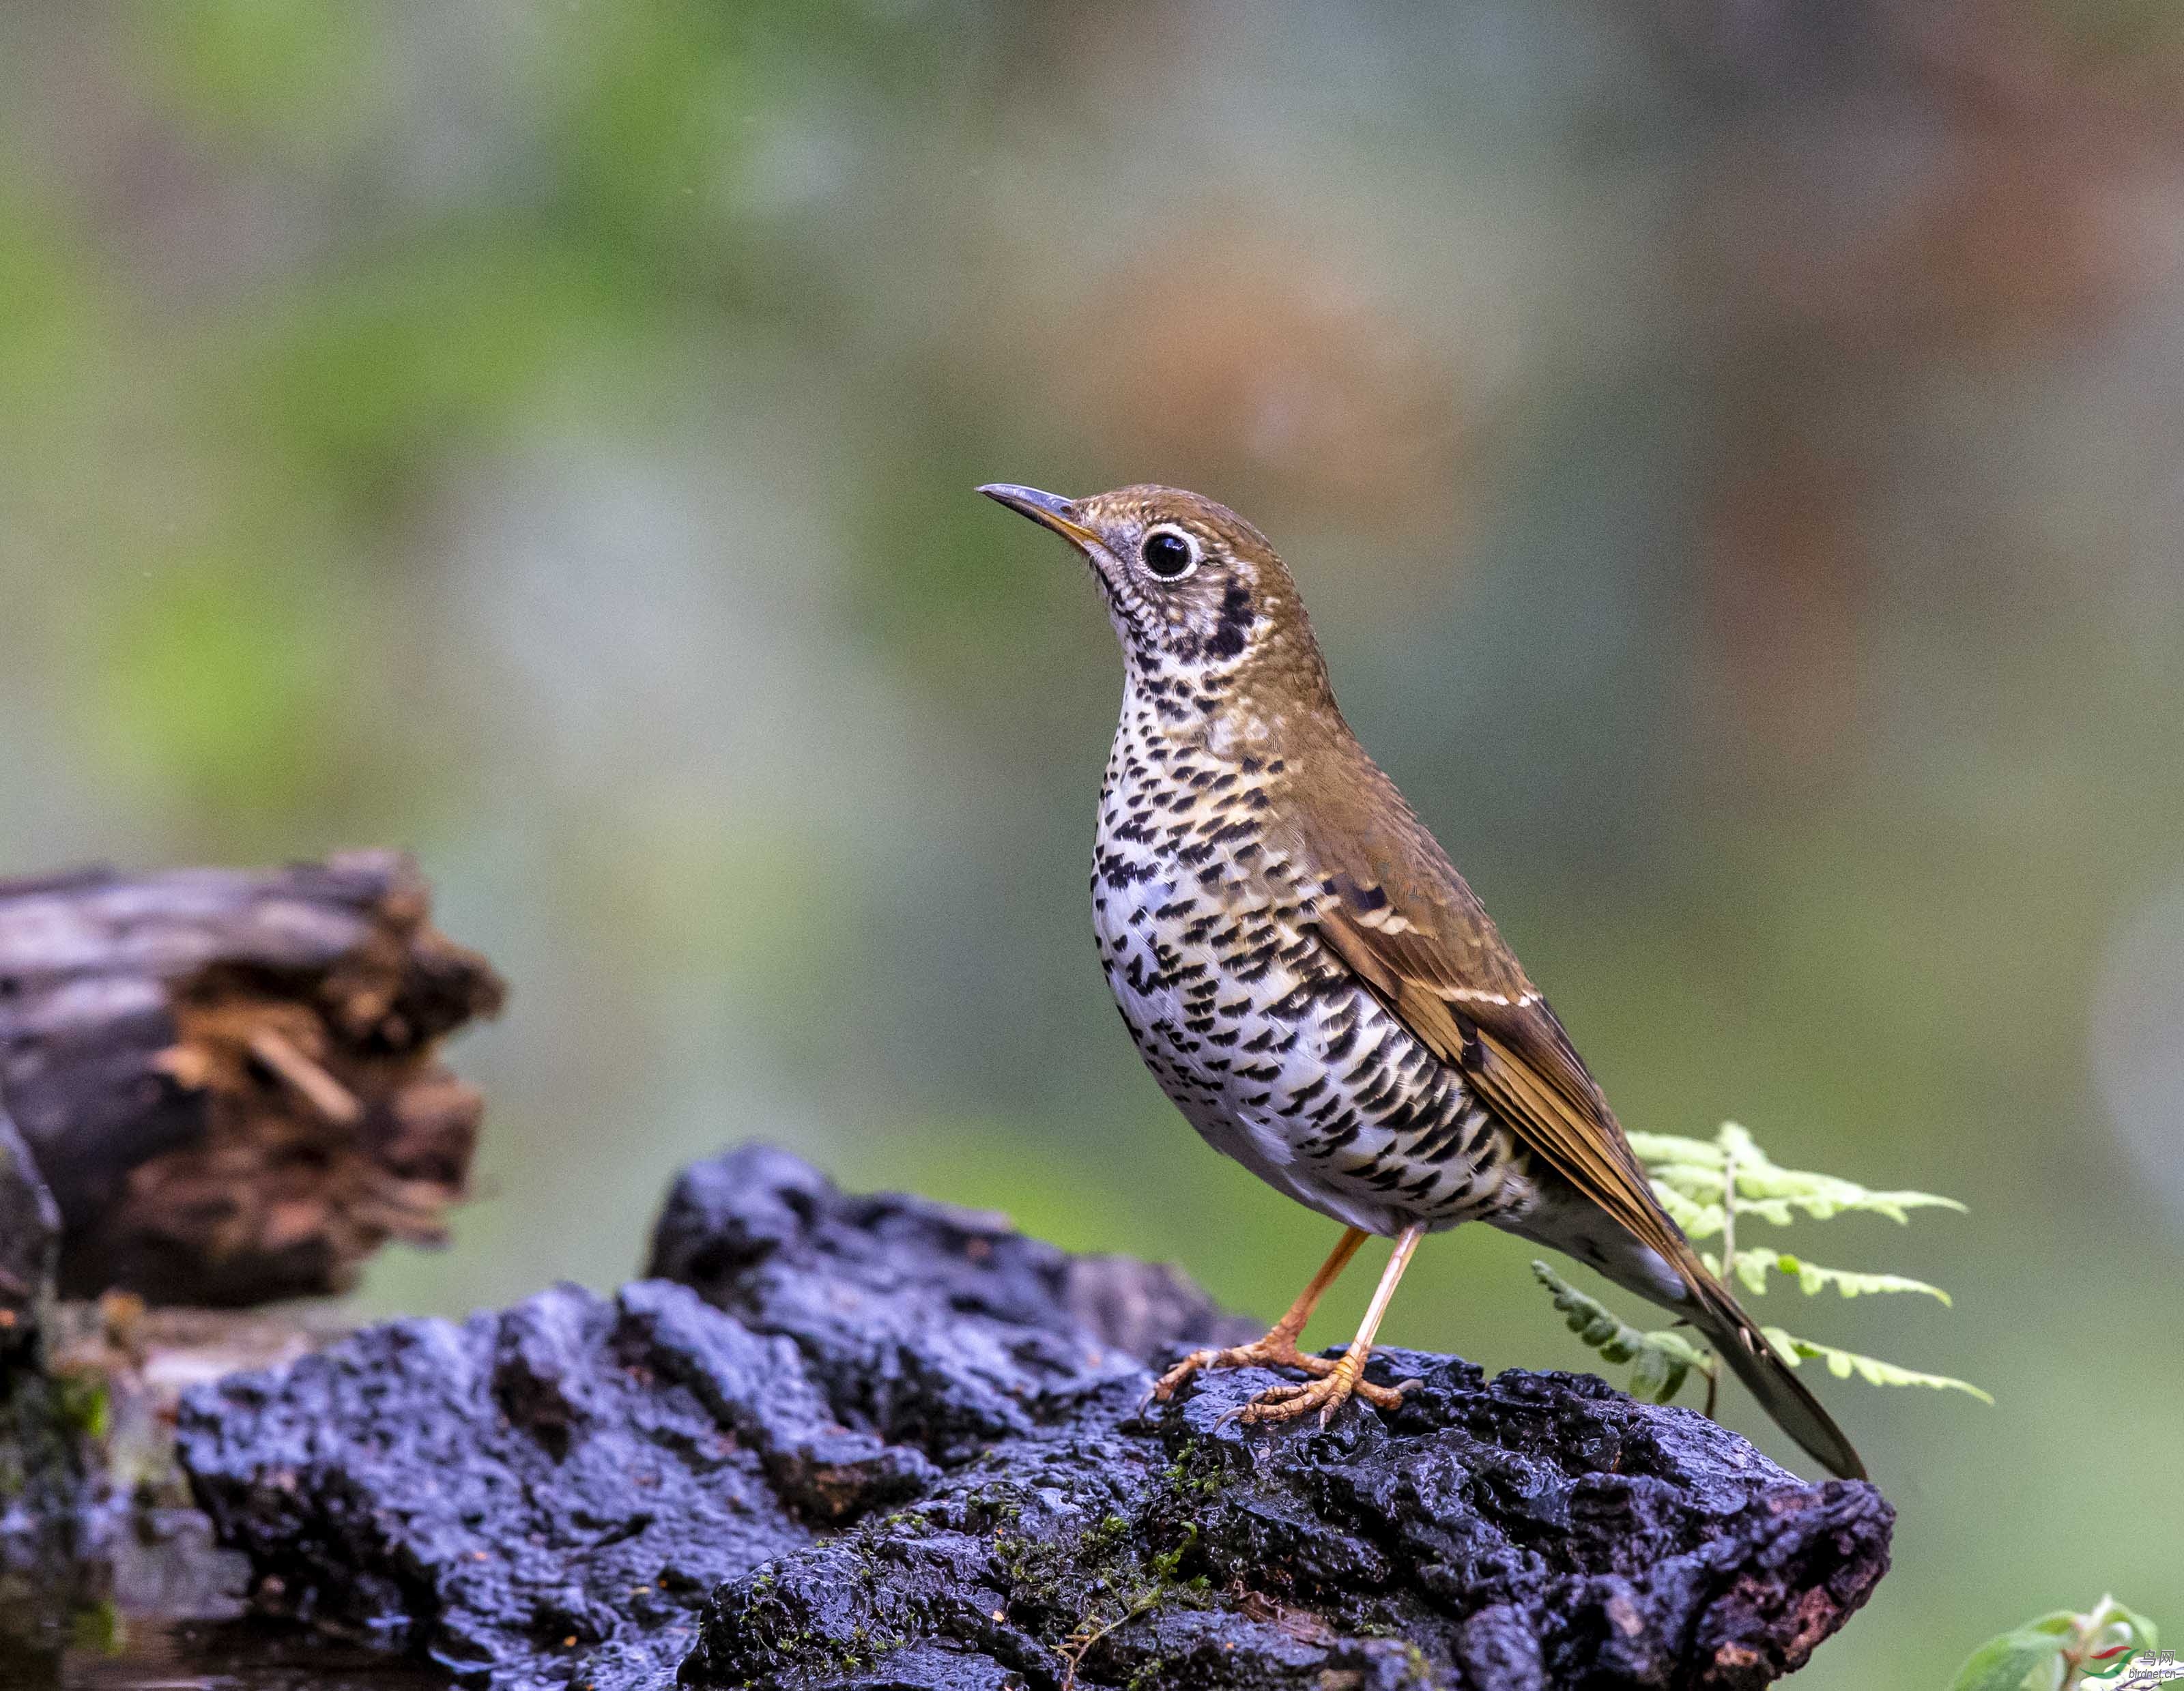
177 1147 1892 1690
0 852 502 1305
0 1109 58 1361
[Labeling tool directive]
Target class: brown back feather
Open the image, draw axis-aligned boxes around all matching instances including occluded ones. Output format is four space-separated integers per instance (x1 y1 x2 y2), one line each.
1289 762 1867 1479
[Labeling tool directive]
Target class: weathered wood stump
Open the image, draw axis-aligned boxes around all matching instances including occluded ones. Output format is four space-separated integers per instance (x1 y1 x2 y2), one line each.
0 852 503 1306
178 1146 1893 1691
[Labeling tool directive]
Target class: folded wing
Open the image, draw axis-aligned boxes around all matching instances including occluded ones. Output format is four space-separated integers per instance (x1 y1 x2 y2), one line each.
1302 835 1867 1480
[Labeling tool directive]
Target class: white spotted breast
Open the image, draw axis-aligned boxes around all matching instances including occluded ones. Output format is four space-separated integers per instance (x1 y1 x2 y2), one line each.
1087 691 1534 1239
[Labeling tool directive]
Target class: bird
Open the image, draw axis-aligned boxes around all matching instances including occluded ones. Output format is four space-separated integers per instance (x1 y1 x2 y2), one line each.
977 480 1866 1481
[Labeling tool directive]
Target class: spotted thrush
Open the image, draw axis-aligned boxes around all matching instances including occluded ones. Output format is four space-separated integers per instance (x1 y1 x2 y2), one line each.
979 481 1865 1480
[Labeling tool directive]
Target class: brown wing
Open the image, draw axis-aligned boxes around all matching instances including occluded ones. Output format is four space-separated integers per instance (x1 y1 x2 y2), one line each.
1305 858 1699 1290
1295 796 1867 1479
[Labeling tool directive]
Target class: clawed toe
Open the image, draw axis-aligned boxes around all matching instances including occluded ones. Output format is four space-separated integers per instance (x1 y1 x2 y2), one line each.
1144 1348 1216 1406
1237 1370 1353 1426
1233 1363 1419 1428
1144 1333 1340 1408
1149 1329 1422 1428
1353 1374 1418 1411
1141 1226 1428 1430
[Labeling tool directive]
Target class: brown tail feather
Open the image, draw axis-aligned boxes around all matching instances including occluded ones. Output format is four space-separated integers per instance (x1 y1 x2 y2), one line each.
1687 1280 1867 1481
1608 1230 1869 1480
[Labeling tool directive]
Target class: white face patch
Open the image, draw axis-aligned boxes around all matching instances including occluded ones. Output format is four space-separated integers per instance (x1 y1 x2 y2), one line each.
1079 518 1263 684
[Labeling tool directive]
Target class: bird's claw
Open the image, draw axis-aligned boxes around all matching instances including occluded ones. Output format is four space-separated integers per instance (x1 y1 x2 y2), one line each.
1143 1333 1338 1411
1145 1331 1417 1428
1230 1365 1418 1428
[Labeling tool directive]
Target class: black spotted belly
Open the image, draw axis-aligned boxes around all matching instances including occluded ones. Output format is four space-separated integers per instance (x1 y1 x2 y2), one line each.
1095 878 1523 1227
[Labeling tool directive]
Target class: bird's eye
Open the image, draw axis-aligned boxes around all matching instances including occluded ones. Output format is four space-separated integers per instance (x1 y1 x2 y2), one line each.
1141 527 1198 581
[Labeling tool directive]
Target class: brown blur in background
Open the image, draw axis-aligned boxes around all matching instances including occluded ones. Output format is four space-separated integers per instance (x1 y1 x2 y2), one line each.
2 3 2181 1682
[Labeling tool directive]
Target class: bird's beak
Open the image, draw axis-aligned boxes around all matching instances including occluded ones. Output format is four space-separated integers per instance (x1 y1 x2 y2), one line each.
977 483 1102 552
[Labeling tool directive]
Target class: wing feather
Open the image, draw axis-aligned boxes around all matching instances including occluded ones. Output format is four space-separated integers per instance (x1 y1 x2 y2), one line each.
1313 895 1695 1282
1306 859 1867 1479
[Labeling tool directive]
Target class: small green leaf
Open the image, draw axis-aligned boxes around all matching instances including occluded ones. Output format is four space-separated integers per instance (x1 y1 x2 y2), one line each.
2079 1594 2160 1661
1529 1262 1710 1404
1651 1181 1722 1239
1948 1598 2162 1691
1714 1249 1951 1304
1944 1625 2070 1691
1760 1329 1992 1402
2103 1598 2159 1652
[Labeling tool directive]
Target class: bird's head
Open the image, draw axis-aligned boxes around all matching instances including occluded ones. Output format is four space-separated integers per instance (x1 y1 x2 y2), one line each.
979 482 1329 710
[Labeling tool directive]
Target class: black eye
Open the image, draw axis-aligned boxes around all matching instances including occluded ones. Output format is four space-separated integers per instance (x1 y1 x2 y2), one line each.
1141 529 1196 580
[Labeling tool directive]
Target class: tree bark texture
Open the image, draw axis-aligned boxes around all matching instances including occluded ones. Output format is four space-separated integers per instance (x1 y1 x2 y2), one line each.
177 1146 1893 1691
0 852 503 1306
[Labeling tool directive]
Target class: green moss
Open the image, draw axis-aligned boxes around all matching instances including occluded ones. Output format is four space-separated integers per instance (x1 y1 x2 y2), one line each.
54 1375 109 1442
1147 1522 1198 1582
0 1374 84 1514
1160 1434 1237 1501
70 1600 124 1656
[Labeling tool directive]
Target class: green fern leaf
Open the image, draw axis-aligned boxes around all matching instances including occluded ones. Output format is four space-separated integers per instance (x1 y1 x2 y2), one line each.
1710 1123 1966 1225
1624 1131 1726 1165
1562 1124 1987 1412
1530 1262 1709 1404
1650 1180 1722 1238
1760 1327 1992 1401
1708 1249 1953 1304
1636 1123 1965 1231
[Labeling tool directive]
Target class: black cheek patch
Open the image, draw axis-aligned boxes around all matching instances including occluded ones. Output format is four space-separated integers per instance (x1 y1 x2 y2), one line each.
1207 581 1254 659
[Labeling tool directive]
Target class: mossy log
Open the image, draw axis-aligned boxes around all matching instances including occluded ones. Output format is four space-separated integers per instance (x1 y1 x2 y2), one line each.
0 852 502 1306
179 1146 1893 1690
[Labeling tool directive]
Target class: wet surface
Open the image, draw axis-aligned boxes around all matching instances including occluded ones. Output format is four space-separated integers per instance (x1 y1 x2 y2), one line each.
0 1618 446 1691
4 1148 1895 1688
1 1505 446 1691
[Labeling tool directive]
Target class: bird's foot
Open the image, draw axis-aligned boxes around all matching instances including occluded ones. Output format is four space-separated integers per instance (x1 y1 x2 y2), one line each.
1143 1329 1337 1408
1226 1353 1418 1429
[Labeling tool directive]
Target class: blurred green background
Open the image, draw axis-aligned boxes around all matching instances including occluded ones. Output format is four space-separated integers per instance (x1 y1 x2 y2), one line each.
3 2 2181 1683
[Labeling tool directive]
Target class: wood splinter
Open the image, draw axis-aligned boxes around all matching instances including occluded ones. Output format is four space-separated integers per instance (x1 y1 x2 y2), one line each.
244 1026 364 1127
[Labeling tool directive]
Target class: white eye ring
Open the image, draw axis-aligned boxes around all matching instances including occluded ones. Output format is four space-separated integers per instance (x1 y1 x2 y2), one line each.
1140 525 1200 581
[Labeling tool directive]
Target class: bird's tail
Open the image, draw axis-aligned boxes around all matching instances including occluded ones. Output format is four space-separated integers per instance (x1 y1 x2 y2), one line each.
1680 1273 1867 1481
1523 1197 1868 1480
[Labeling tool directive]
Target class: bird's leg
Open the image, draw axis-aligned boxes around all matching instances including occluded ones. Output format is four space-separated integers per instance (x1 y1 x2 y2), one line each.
1238 1221 1426 1427
1146 1227 1368 1404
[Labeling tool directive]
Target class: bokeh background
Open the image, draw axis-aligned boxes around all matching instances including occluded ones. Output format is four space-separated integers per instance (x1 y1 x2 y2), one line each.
3 2 2181 1683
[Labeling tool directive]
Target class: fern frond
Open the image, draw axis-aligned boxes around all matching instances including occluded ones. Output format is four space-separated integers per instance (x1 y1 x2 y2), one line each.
1622 1131 1723 1165
1530 1262 1710 1404
1761 1327 1992 1402
1636 1123 1964 1230
1714 1123 1966 1224
1650 1179 1721 1238
1708 1249 1953 1304
1544 1123 1987 1415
